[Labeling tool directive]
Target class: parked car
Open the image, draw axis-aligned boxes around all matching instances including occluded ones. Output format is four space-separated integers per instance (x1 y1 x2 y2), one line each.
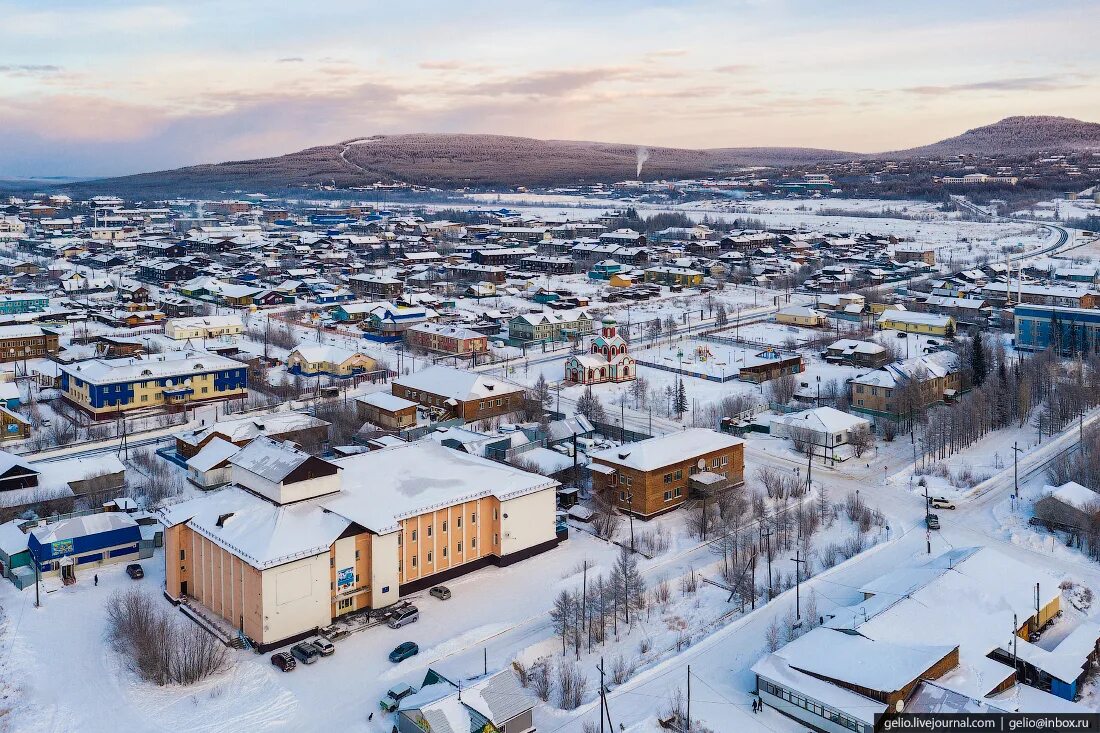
389 641 419 663
429 586 451 601
309 637 335 656
896 332 908 338
290 642 321 664
270 652 296 672
379 682 418 712
388 605 420 629
929 497 955 510
125 564 144 579
926 513 941 530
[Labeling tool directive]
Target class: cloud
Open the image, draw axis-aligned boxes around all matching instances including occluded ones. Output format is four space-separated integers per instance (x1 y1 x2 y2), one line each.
713 64 753 74
0 64 62 75
418 60 469 71
276 57 304 63
470 67 657 97
3 6 189 35
644 48 687 59
904 75 1087 95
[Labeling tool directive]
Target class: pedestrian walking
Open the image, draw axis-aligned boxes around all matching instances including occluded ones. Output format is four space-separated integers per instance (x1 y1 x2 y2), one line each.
94 574 99 586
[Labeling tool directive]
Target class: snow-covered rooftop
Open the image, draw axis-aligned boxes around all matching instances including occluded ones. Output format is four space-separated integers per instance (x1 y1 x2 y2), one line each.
588 428 742 472
324 441 556 534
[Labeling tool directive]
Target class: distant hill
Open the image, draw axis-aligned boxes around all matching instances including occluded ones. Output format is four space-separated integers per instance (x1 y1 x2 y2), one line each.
59 116 1100 196
887 116 1100 159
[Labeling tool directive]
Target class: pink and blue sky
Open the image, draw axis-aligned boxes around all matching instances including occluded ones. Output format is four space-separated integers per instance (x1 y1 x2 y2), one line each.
1 0 1097 177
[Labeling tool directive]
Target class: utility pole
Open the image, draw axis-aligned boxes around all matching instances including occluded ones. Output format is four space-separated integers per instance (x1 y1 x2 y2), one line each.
924 483 931 554
33 551 40 608
806 443 812 490
1012 613 1018 679
761 524 774 600
791 550 808 620
686 665 691 732
1013 442 1023 499
582 560 588 653
599 657 606 733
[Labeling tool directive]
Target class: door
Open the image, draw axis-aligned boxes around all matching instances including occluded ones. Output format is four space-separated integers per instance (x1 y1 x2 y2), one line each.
181 580 188 597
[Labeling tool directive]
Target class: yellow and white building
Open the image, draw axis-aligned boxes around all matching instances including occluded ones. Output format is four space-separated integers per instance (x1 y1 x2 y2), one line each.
160 437 559 650
286 342 377 378
59 350 248 420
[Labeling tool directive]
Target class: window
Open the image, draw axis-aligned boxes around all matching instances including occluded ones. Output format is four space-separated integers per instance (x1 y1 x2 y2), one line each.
411 529 417 541
329 558 334 567
471 512 477 523
456 516 462 529
442 547 448 558
620 491 626 501
180 550 185 561
721 455 729 467
457 541 462 553
427 551 433 564
674 469 683 480
471 537 477 549
711 457 720 468
663 473 673 484
493 508 498 520
338 598 353 610
675 487 682 498
442 521 447 533
397 534 402 546
354 549 360 560
411 555 417 568
663 490 672 502
427 525 433 537
493 534 499 545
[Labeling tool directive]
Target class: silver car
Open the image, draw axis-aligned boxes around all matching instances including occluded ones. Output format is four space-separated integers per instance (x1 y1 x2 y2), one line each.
388 606 420 629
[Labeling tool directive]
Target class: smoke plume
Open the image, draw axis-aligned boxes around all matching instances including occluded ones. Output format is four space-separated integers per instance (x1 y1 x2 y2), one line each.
636 147 649 178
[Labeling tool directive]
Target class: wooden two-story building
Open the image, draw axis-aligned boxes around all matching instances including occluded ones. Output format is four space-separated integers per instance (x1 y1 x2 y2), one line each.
588 429 745 517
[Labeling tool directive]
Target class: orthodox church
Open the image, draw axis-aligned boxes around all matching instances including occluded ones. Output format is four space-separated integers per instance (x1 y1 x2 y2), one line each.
563 316 636 385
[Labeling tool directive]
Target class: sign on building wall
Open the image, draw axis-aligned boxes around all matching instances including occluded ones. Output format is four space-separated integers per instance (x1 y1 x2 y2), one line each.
337 567 354 587
51 539 74 555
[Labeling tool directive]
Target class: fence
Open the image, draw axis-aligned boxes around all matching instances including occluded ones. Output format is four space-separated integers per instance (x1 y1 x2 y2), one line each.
398 418 464 442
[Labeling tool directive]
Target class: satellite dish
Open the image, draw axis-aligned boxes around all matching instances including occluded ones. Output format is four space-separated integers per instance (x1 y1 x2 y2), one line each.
697 458 706 470
895 700 905 713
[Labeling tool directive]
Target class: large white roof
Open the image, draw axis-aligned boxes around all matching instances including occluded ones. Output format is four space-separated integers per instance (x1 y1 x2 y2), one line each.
393 365 524 401
159 486 348 570
1046 482 1099 511
323 441 556 534
355 391 418 412
772 406 870 435
31 511 137 544
60 350 242 384
588 429 742 472
176 411 328 447
186 437 241 473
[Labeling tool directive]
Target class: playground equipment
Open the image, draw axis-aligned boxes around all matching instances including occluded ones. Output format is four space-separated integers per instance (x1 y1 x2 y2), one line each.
695 344 714 362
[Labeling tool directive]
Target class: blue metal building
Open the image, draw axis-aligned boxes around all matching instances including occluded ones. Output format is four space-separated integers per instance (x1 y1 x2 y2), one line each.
27 512 142 581
1014 304 1100 354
